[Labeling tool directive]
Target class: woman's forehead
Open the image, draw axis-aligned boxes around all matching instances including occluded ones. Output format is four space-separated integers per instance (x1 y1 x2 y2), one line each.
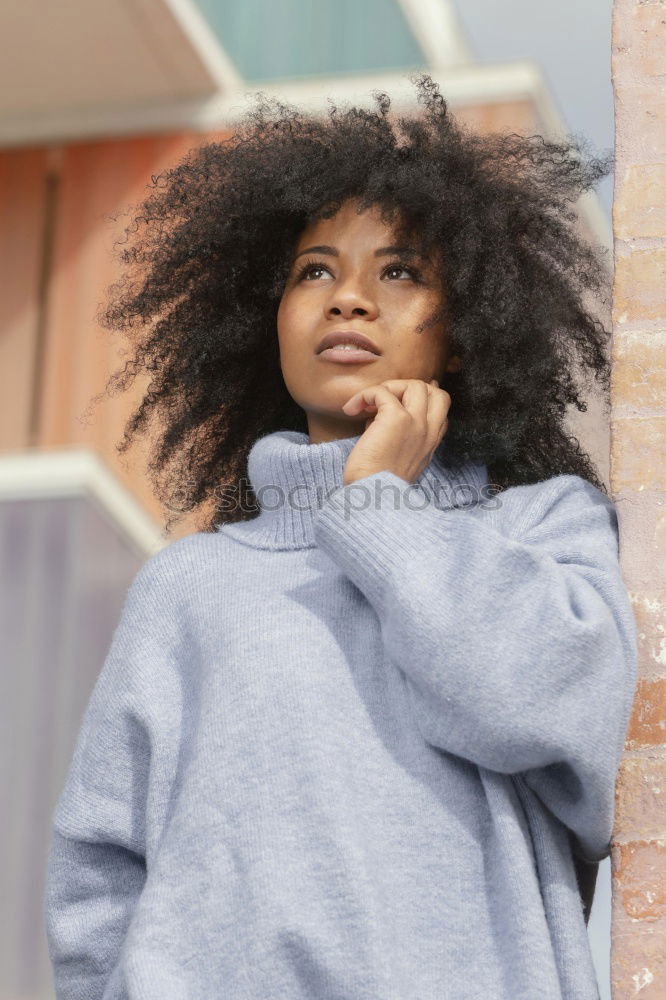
296 207 438 259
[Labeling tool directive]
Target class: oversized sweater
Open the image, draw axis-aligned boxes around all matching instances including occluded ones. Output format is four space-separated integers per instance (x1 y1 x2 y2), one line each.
43 428 638 1000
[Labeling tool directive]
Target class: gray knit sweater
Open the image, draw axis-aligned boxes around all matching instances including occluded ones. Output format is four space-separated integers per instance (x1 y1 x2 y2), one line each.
43 428 637 1000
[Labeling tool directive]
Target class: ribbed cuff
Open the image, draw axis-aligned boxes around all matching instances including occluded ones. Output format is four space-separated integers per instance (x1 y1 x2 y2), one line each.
312 469 459 615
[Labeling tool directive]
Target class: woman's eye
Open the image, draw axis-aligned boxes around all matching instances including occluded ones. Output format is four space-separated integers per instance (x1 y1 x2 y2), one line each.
301 264 330 280
294 261 331 281
383 263 416 280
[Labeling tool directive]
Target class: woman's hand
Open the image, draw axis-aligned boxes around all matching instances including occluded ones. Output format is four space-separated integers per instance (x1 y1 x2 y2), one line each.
340 378 452 486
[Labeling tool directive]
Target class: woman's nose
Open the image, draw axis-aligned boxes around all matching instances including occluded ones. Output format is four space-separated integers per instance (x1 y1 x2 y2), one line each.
326 283 378 319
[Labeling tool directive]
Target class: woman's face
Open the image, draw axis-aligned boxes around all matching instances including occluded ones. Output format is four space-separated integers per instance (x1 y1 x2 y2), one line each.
277 198 461 443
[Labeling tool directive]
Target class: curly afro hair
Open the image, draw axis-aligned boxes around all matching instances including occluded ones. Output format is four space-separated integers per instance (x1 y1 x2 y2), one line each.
92 72 614 535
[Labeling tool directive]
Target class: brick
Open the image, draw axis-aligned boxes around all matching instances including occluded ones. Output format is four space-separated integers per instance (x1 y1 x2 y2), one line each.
615 755 666 838
634 3 666 78
615 76 666 165
611 417 666 491
626 676 666 747
629 589 666 677
611 909 666 1000
611 329 666 411
613 250 666 324
613 81 666 161
612 840 666 921
612 491 666 590
615 164 666 238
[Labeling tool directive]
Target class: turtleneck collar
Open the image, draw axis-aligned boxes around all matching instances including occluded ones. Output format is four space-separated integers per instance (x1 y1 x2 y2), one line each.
218 428 489 551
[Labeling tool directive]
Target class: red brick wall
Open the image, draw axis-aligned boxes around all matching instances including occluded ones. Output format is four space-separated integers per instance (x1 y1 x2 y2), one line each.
611 2 666 995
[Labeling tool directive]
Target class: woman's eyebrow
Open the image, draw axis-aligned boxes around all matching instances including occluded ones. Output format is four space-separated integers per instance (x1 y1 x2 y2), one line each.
291 244 424 263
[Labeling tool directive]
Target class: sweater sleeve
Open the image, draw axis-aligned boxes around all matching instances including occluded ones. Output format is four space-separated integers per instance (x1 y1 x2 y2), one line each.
312 470 638 863
43 556 176 1000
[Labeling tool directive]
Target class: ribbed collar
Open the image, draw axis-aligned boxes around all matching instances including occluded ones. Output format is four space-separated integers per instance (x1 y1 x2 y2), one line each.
219 428 489 551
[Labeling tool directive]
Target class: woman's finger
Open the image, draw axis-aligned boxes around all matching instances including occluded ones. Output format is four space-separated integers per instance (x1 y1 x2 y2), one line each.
397 379 431 427
424 384 451 454
343 378 436 414
341 383 406 417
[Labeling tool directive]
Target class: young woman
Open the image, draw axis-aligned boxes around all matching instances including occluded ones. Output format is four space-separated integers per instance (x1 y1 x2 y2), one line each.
43 74 637 1000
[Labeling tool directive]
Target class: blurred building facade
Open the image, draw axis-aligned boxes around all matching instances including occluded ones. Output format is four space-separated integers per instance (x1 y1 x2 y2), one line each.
0 2 615 998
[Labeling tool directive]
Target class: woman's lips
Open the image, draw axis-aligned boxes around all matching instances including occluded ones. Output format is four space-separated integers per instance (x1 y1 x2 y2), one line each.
317 346 381 364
